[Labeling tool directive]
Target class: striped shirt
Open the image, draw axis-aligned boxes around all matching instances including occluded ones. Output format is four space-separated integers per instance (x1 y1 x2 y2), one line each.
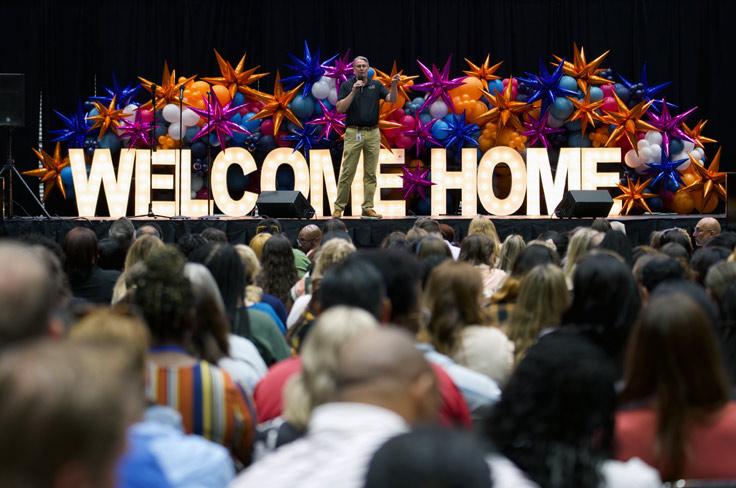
146 360 256 465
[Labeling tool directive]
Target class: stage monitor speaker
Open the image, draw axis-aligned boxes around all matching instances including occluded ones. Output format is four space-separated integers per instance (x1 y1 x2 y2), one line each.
554 190 613 218
256 191 315 219
0 74 24 128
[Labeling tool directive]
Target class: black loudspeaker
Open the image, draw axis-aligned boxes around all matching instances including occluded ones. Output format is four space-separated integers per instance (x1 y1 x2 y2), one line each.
0 74 25 128
256 191 315 219
554 190 613 218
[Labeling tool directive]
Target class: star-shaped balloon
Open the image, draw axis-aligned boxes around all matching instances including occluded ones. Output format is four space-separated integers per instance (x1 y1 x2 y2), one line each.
518 59 578 114
251 71 303 136
614 176 658 215
138 61 196 110
602 92 658 151
441 112 480 154
463 54 503 91
618 64 673 111
201 49 269 101
688 148 726 201
521 110 565 148
401 164 435 199
117 107 156 148
646 100 697 155
307 100 346 140
50 103 90 148
645 147 688 191
91 73 140 107
282 40 338 97
375 61 418 103
403 115 440 157
285 124 322 156
377 106 403 152
477 76 532 131
568 89 606 135
23 142 70 200
413 56 465 113
682 119 717 149
189 95 248 149
87 96 126 139
552 43 612 92
322 50 353 92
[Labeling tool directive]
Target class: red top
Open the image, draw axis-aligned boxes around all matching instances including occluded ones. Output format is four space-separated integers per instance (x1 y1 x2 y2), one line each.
253 357 472 428
616 402 736 479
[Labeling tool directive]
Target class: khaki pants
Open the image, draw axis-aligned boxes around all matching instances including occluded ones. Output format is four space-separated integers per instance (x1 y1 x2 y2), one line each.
334 127 380 212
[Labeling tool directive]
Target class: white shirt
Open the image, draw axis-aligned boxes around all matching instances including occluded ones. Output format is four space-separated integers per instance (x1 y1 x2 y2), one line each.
218 334 268 393
230 402 408 488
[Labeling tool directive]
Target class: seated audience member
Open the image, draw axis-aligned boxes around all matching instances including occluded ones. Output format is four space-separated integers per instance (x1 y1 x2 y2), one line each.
658 227 694 256
296 224 322 260
131 245 255 465
591 217 612 233
322 217 349 235
690 246 730 285
68 308 235 488
63 226 120 304
507 263 569 365
640 255 685 296
136 223 163 240
467 215 502 260
0 340 134 488
175 233 207 258
705 261 736 309
459 234 507 297
234 244 287 332
231 327 439 488
415 217 460 258
537 230 568 257
257 235 299 312
112 235 164 304
496 234 526 273
705 231 736 251
248 232 271 260
693 217 721 247
485 333 661 488
415 235 452 260
424 260 513 386
365 427 492 488
0 242 64 348
562 227 602 284
98 217 136 270
599 230 633 266
255 217 311 278
200 227 228 243
617 292 736 481
380 231 409 251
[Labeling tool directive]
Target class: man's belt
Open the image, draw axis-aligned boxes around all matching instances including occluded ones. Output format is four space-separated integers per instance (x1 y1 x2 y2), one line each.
347 125 378 130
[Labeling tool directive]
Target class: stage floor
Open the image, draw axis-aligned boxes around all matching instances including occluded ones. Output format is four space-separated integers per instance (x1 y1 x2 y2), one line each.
1 214 725 248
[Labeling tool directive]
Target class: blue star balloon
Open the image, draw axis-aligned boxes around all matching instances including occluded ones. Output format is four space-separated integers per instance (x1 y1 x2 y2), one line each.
645 146 688 192
282 40 338 98
441 113 480 155
618 64 674 112
49 103 91 148
517 59 578 115
285 124 322 156
90 73 140 107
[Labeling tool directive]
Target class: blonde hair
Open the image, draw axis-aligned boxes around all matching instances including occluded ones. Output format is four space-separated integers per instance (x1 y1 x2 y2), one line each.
112 235 165 304
282 306 378 428
497 234 526 272
563 228 601 281
468 216 501 260
507 264 569 364
312 239 356 280
249 232 271 260
234 244 261 283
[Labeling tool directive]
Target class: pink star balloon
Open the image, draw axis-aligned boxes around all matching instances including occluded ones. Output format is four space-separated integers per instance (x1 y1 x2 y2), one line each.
403 115 440 157
413 56 464 113
322 50 353 92
401 165 435 199
646 99 697 155
189 95 249 149
307 100 346 140
118 107 156 148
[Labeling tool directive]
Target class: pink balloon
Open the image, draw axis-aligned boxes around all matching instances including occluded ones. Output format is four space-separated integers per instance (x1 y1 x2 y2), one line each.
139 109 154 124
602 96 617 112
260 119 274 136
601 84 614 96
384 127 401 139
277 131 292 147
395 135 415 149
392 109 405 121
400 115 416 129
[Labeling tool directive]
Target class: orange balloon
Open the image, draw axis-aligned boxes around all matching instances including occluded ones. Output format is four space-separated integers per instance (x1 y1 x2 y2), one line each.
680 171 698 187
670 189 695 215
211 85 231 106
449 77 484 101
701 193 719 213
192 80 210 93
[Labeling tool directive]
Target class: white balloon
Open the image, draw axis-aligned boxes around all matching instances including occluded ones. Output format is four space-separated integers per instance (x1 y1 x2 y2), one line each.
645 130 663 146
162 104 181 124
637 138 650 151
311 81 331 100
168 122 182 140
635 162 650 174
682 140 695 154
677 157 691 172
322 76 336 87
181 108 200 127
624 149 642 168
191 174 204 192
123 104 138 122
692 147 705 161
328 88 338 105
429 100 449 119
646 144 662 162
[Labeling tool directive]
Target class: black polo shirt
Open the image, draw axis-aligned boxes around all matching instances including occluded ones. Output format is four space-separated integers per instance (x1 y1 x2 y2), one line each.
338 77 389 127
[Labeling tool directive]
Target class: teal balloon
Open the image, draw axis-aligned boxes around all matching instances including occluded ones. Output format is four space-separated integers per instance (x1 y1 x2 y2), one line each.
184 126 199 144
431 119 450 141
559 76 578 92
290 95 315 119
565 119 582 131
567 131 591 148
60 166 75 199
488 79 504 95
242 112 262 132
614 83 630 103
669 138 684 155
419 113 432 124
232 92 246 106
232 129 247 145
589 86 604 102
551 97 574 120
97 132 121 152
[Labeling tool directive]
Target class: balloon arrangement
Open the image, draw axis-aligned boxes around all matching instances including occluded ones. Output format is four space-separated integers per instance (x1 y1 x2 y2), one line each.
36 42 723 215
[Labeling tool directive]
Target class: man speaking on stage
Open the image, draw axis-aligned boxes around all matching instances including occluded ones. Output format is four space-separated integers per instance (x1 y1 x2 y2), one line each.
332 56 399 219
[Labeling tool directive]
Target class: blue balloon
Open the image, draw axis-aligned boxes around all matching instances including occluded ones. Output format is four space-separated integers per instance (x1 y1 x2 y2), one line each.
191 141 207 159
226 164 250 192
313 101 324 117
669 138 684 155
232 92 246 107
231 113 243 125
86 108 100 119
209 134 222 147
565 119 582 131
242 112 262 132
413 97 425 106
60 166 75 199
431 120 450 141
232 129 248 145
367 68 375 80
257 135 276 151
289 95 315 119
648 196 664 212
154 125 167 138
567 132 591 148
419 113 432 124
97 132 121 152
404 106 414 115
276 165 295 190
487 80 504 95
184 126 199 144
559 76 578 92
551 97 574 120
614 83 630 103
589 86 604 102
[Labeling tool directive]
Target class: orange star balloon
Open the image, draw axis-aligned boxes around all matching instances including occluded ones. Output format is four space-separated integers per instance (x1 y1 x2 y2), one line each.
139 61 196 110
88 96 125 139
375 61 418 102
377 106 403 152
568 90 605 135
553 44 612 92
201 49 269 101
602 92 658 151
23 142 70 200
477 76 531 131
614 176 657 215
463 54 503 91
251 71 303 135
682 119 717 149
689 148 726 201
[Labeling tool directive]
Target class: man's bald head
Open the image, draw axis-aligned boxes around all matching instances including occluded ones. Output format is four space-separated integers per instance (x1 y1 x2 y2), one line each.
298 224 322 254
335 327 438 424
694 217 721 246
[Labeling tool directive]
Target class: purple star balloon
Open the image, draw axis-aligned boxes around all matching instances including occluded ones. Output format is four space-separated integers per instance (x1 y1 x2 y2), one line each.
520 110 565 148
413 56 464 113
307 100 346 140
403 115 440 157
401 165 435 199
282 40 338 97
118 106 155 148
646 99 697 155
322 50 353 93
189 96 249 149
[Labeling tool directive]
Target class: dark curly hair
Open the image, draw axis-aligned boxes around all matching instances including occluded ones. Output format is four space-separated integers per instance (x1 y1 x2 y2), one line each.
257 235 298 308
484 331 616 488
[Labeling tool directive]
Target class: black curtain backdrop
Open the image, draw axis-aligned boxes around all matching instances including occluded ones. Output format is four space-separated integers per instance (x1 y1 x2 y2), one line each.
2 0 734 214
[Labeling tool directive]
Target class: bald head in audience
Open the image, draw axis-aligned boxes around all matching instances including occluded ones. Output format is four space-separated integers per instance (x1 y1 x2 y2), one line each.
694 217 721 247
298 224 322 256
